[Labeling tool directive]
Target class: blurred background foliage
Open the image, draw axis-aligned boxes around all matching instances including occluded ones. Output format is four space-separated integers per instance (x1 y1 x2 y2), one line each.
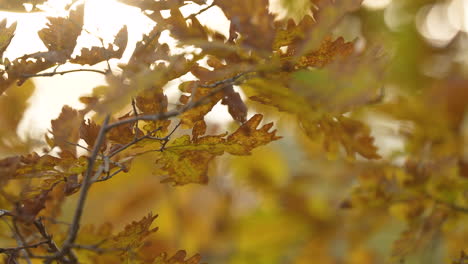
0 0 468 263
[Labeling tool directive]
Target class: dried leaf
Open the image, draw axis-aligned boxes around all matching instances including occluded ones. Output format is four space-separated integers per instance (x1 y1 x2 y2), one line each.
80 119 102 149
50 106 83 157
160 114 281 185
302 115 381 159
214 0 276 51
153 250 201 264
221 86 247 123
71 26 128 65
38 4 84 61
0 19 17 59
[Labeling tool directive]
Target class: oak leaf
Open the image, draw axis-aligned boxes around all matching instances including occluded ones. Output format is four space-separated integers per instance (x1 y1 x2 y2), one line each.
50 105 83 157
0 19 16 59
214 0 276 51
159 114 281 185
38 4 84 62
153 250 201 264
77 213 159 255
71 26 128 65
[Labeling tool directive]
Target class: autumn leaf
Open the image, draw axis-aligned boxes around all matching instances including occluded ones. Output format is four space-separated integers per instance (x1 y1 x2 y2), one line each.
391 208 448 262
136 85 171 134
159 114 281 185
0 18 16 59
71 26 128 65
50 106 83 157
110 213 159 250
214 0 276 51
297 0 362 56
107 113 143 145
270 0 317 23
165 7 208 41
37 4 84 62
287 36 354 69
0 80 35 154
0 0 48 12
153 250 201 264
302 115 381 160
80 119 102 150
76 213 159 256
221 86 247 123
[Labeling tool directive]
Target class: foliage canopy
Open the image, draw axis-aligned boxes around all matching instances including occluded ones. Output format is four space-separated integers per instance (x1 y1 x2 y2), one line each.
0 0 467 263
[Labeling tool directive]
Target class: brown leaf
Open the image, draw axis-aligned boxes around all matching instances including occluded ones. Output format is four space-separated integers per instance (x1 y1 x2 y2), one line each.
80 119 102 150
214 0 276 51
160 114 280 185
110 213 159 250
221 86 247 123
192 120 207 141
227 114 281 151
0 156 20 182
153 250 201 264
50 106 83 157
71 26 128 65
107 113 143 145
166 7 207 41
38 4 84 60
0 18 17 59
297 0 362 56
302 115 381 160
289 36 355 68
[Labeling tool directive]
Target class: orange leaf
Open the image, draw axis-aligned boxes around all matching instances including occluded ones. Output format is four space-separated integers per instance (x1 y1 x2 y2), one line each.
50 105 83 157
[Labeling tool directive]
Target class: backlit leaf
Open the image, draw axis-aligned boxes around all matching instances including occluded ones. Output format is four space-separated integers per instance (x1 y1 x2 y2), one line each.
160 114 281 185
50 106 83 157
71 26 128 65
37 4 84 61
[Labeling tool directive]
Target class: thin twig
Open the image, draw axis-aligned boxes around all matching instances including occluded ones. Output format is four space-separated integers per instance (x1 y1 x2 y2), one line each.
0 240 49 254
2 219 31 264
11 221 33 264
159 121 182 151
20 68 107 78
94 167 125 183
71 244 126 254
33 218 62 258
108 127 163 158
131 98 139 140
187 2 215 20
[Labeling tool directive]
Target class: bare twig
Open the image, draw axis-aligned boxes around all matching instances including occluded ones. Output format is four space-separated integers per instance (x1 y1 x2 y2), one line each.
11 221 33 264
33 218 62 259
0 240 49 254
159 121 182 151
131 98 139 140
20 68 107 78
108 127 163 158
187 2 215 20
94 167 125 183
0 209 13 218
71 244 126 254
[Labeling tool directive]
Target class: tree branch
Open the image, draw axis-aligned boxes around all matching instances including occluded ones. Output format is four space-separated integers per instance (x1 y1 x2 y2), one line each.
20 68 107 79
57 115 110 263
